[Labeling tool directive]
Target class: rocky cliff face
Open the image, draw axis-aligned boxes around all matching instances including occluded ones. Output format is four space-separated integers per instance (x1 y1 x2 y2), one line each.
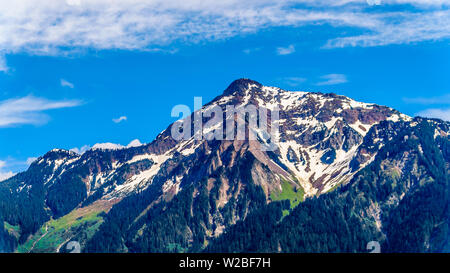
0 79 448 253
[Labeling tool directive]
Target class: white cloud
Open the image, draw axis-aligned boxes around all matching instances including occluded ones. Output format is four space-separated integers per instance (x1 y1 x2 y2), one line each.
325 10 450 48
0 160 14 181
92 142 124 150
405 93 450 121
92 139 142 149
316 74 348 86
416 108 450 121
0 0 446 59
70 145 91 154
0 95 82 127
282 77 307 87
71 139 143 153
0 157 46 180
0 170 14 181
60 79 75 88
277 45 296 55
26 157 38 165
403 94 450 105
127 139 143 147
112 116 127 123
66 0 82 6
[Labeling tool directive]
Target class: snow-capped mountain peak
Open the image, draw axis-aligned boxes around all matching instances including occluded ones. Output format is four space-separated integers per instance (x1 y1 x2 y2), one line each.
3 79 440 209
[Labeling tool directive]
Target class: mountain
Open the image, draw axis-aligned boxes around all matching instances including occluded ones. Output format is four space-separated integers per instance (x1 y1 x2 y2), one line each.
0 79 448 253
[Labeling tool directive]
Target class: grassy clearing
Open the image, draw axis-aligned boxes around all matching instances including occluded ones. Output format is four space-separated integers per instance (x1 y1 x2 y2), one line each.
270 179 305 209
4 221 20 239
18 200 117 253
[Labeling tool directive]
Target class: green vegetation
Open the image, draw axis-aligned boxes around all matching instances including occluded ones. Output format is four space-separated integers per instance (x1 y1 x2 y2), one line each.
167 243 187 253
18 206 106 253
328 182 342 193
4 221 20 239
270 179 305 209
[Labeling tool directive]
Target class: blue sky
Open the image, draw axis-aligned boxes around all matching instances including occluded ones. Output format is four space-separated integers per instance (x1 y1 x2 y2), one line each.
0 0 449 179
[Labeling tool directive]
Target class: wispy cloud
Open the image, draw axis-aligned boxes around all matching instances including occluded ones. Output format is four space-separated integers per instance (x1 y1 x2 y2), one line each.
0 156 42 181
0 55 8 73
416 108 450 121
325 10 450 48
0 0 445 60
112 116 127 123
0 160 14 181
282 77 307 87
60 79 75 88
276 45 296 55
403 94 450 105
243 48 261 54
66 0 82 6
26 157 38 165
0 171 14 181
0 95 82 127
316 74 348 86
405 93 450 121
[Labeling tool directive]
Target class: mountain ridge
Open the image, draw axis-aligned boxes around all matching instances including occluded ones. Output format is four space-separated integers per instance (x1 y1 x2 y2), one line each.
0 79 448 253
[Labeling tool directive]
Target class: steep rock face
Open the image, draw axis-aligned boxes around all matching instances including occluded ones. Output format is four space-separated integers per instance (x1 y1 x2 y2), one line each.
0 79 448 252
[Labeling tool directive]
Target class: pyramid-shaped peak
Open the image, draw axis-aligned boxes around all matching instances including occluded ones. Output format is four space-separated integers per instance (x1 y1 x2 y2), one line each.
223 78 263 96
